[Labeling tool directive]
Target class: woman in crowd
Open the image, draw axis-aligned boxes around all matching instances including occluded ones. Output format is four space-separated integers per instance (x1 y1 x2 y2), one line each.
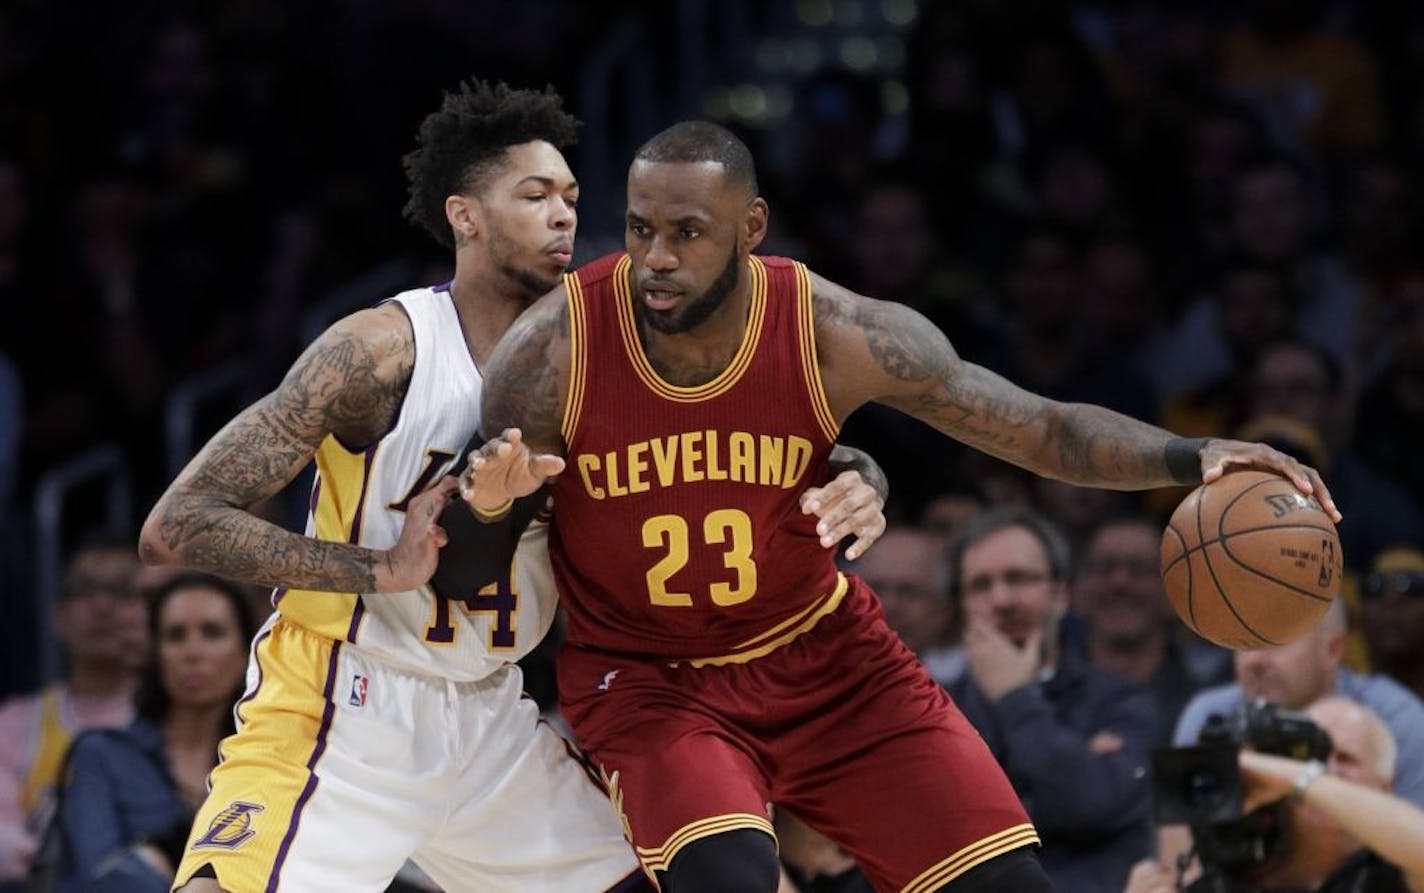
54 572 254 892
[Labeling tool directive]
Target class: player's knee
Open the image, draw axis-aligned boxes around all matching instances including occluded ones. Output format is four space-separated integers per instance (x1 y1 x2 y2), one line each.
173 879 230 893
935 845 1054 893
660 828 780 893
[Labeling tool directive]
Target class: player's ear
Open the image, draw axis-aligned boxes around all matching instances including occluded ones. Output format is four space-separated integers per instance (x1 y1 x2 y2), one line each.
743 196 768 252
446 194 480 244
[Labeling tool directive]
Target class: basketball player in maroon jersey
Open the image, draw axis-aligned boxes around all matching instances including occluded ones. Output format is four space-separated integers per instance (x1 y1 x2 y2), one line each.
463 122 1340 893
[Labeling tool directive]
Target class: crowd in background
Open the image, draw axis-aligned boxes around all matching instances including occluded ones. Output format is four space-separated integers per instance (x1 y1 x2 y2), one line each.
5 1 1424 891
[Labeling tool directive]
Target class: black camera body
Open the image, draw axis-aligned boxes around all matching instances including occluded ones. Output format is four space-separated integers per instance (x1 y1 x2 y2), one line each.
1152 699 1333 890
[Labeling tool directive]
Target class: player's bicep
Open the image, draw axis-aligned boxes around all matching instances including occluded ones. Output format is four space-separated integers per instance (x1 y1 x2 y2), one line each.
481 285 571 454
170 307 411 508
812 275 1055 463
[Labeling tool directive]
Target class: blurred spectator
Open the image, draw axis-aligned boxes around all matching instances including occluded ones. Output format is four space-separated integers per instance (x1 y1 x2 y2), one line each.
946 507 1156 893
1031 476 1133 558
851 525 962 686
44 573 253 893
1029 140 1128 232
1154 155 1361 400
917 482 987 555
848 173 998 364
0 535 144 884
1354 275 1424 506
1240 339 1424 571
1078 234 1169 379
1220 0 1383 152
1360 546 1424 701
1342 153 1417 308
1172 599 1424 807
1155 256 1295 432
1074 515 1232 745
984 222 1155 421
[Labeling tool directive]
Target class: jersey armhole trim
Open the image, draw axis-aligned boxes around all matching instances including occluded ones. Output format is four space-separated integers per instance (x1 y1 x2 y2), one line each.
794 262 841 442
562 274 588 445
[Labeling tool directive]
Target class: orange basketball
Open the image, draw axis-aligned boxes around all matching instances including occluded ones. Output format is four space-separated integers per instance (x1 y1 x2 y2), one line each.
1160 470 1341 650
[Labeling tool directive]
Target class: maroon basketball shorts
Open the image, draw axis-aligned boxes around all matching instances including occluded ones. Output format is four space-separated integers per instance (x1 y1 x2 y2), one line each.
558 575 1038 892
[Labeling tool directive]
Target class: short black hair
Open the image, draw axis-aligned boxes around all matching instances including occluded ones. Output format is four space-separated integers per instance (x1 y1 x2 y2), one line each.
633 121 759 196
402 79 580 251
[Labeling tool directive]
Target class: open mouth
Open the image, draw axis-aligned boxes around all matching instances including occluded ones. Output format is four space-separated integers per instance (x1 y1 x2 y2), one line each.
642 289 682 311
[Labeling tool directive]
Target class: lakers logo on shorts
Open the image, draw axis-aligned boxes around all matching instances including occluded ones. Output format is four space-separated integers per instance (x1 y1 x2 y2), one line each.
194 801 265 850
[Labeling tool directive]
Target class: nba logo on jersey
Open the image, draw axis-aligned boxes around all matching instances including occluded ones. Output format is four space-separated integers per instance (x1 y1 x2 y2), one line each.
193 801 264 850
349 674 369 708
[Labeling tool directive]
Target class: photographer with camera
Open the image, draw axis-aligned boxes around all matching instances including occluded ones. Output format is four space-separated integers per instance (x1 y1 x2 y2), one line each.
1131 696 1424 893
1173 600 1424 807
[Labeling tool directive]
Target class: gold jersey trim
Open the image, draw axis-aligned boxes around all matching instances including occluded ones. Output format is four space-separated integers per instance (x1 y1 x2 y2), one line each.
614 254 768 403
794 261 840 442
563 273 589 445
900 823 1040 893
676 573 848 669
635 812 775 874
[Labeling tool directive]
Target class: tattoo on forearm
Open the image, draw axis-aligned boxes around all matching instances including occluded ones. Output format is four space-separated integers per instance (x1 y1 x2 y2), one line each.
841 294 1176 488
148 315 410 590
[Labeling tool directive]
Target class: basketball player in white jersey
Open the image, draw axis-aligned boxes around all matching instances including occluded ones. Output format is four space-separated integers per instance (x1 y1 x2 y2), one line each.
139 80 887 893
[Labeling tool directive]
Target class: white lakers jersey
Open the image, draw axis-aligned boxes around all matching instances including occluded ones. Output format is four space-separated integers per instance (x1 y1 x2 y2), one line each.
275 284 558 681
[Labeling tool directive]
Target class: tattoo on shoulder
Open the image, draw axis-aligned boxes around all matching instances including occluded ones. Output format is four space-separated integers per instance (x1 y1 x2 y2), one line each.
147 310 413 590
482 296 568 451
815 288 949 383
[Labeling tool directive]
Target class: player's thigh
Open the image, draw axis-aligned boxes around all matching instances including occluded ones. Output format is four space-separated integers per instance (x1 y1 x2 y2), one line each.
780 684 1035 892
417 686 642 893
174 879 225 893
563 681 774 878
174 623 429 892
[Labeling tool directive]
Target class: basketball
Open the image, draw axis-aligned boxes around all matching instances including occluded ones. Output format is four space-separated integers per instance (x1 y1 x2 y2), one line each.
1160 470 1341 651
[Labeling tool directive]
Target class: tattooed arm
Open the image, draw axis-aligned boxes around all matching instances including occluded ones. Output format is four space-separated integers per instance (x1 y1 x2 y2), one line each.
811 272 1337 508
479 283 572 455
139 304 451 592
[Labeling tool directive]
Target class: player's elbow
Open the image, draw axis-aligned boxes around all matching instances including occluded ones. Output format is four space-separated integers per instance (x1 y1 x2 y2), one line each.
138 500 180 567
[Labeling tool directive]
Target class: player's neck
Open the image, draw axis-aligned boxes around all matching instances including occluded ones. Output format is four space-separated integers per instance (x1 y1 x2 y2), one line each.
449 257 538 370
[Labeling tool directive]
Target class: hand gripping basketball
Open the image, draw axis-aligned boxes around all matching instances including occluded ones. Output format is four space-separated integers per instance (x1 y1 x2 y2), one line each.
1161 470 1342 650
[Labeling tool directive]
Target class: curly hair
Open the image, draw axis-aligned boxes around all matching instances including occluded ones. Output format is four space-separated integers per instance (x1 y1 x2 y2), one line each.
402 79 580 251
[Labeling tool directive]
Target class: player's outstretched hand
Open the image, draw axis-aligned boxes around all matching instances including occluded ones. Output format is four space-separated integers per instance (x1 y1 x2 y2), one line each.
800 469 886 561
378 475 458 591
459 428 566 520
1199 438 1342 522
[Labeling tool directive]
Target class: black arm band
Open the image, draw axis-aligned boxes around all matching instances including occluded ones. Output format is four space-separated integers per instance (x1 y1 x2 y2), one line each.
1164 437 1209 485
429 433 550 595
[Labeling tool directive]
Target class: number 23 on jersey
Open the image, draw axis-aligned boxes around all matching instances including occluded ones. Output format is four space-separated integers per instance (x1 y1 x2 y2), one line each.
643 508 758 607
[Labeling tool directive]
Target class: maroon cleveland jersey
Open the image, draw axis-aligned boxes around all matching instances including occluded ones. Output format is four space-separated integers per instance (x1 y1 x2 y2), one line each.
550 252 844 662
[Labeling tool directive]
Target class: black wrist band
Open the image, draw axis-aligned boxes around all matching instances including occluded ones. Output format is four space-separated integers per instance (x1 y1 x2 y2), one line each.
1165 437 1209 485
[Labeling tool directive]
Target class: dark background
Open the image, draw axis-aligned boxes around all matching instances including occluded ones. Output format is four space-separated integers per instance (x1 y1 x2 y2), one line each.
3 0 1424 693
